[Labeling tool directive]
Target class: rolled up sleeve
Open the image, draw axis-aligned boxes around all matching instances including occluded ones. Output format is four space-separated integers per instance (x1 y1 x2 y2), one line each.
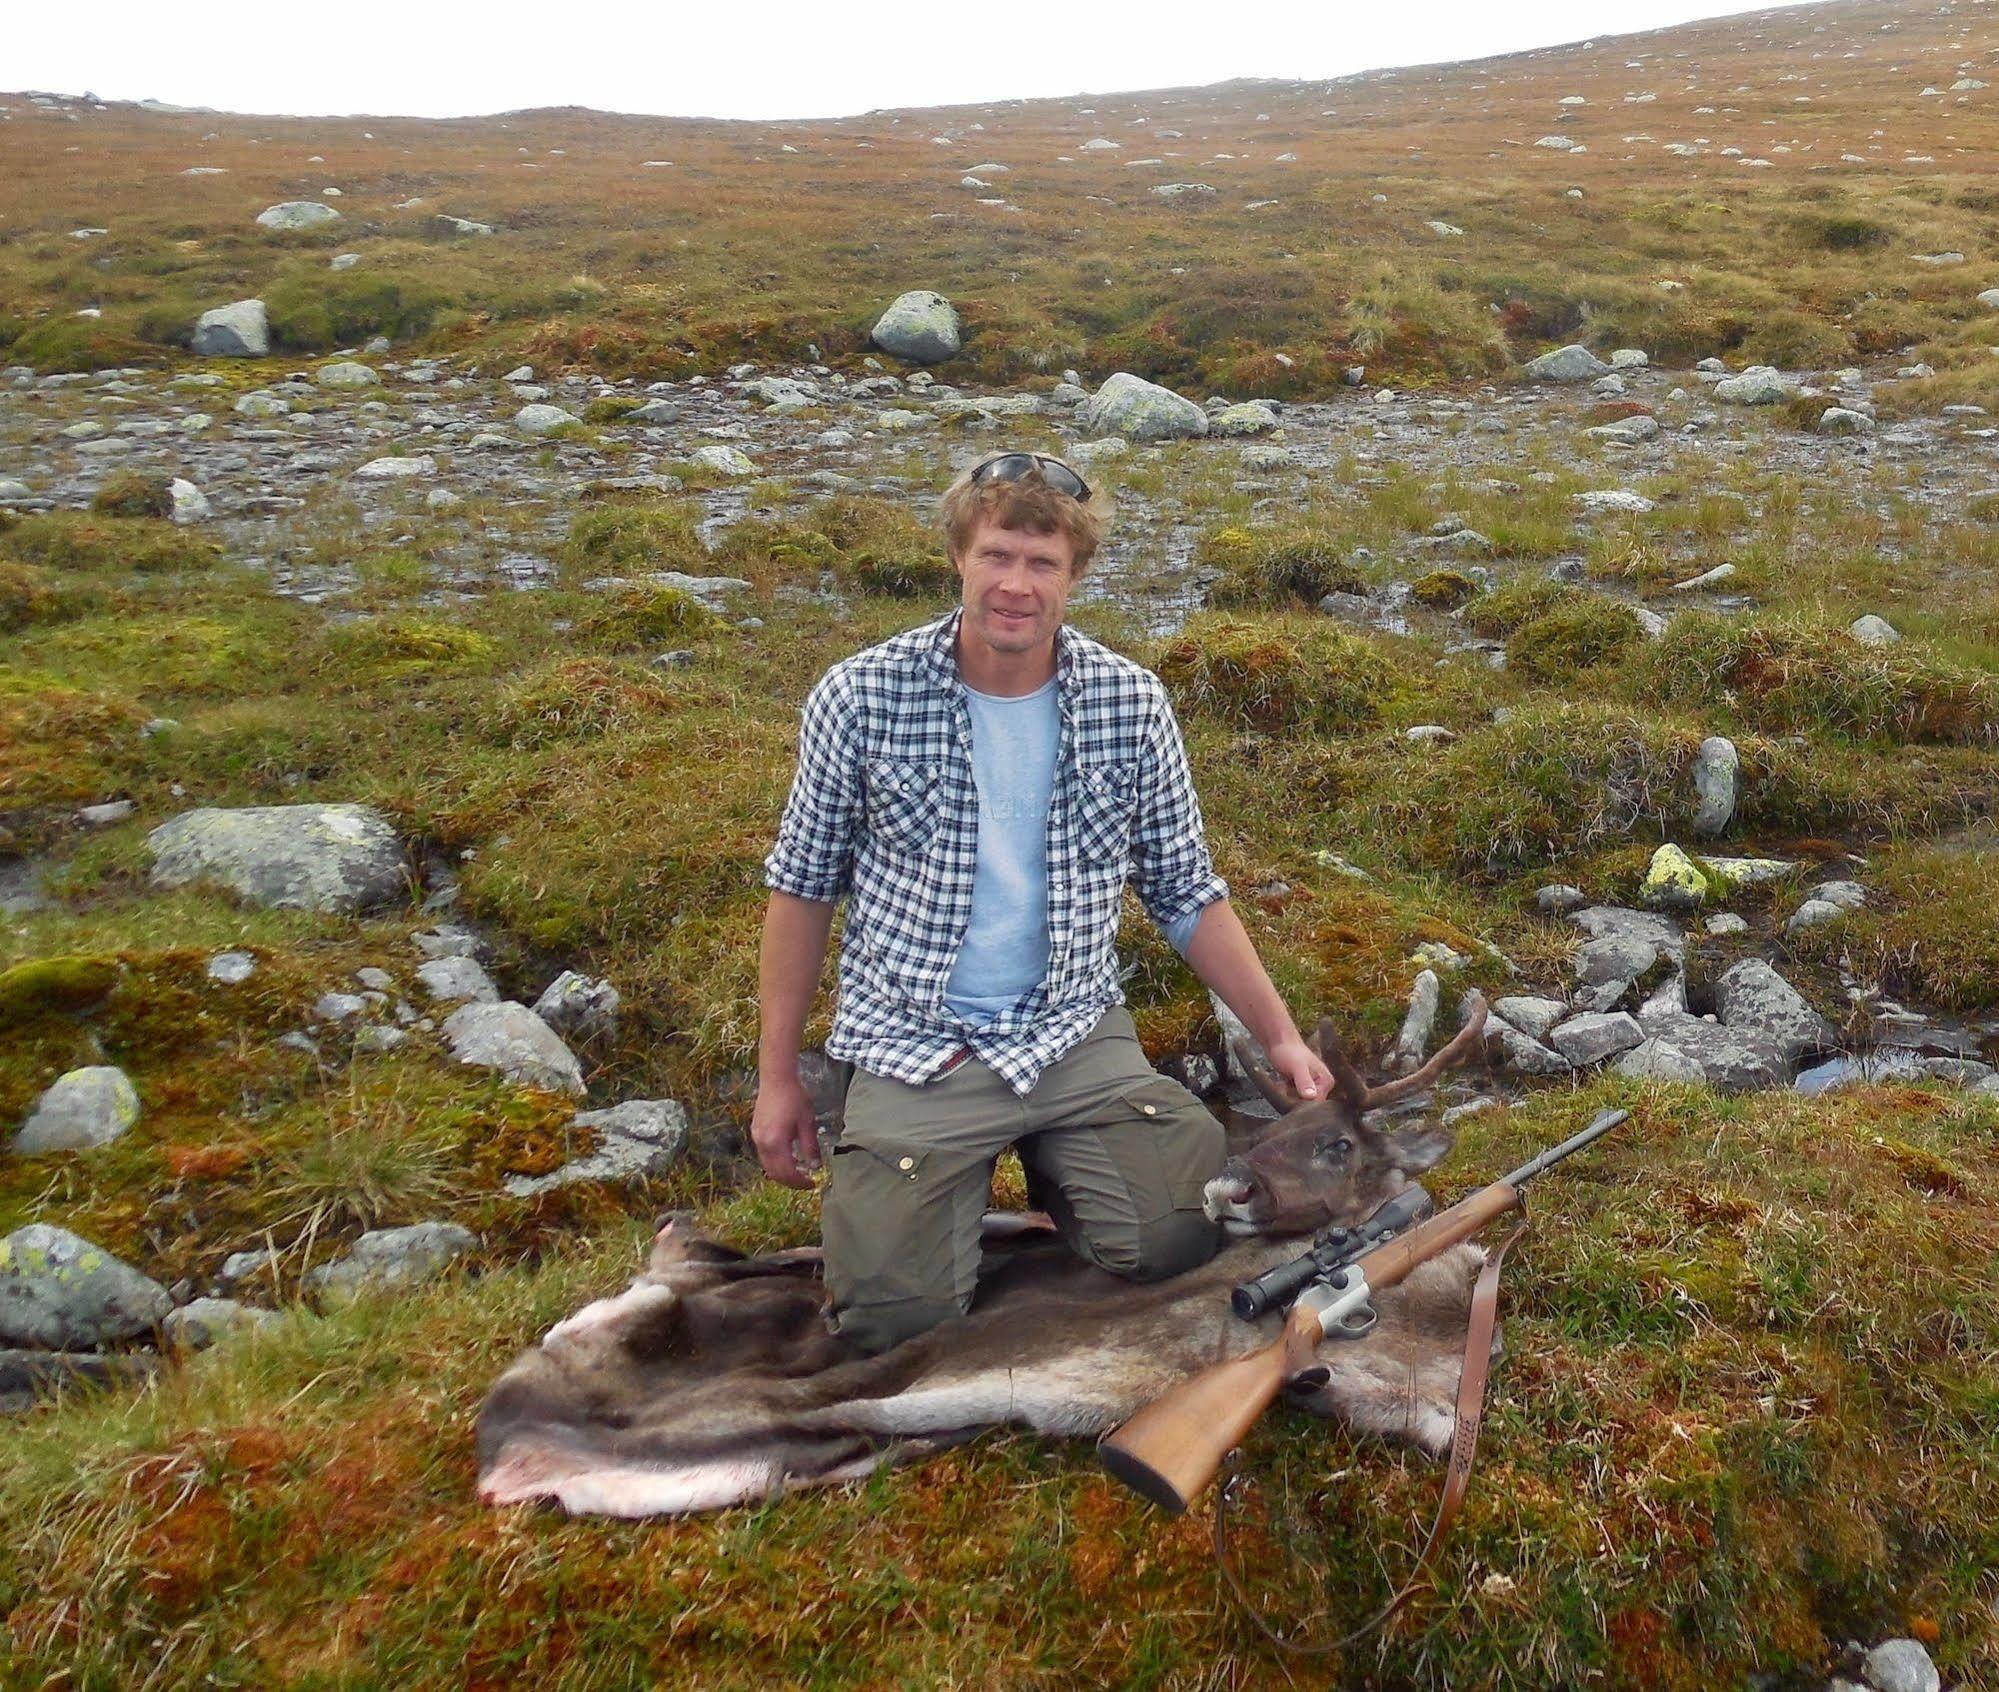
762 667 863 905
1130 684 1227 942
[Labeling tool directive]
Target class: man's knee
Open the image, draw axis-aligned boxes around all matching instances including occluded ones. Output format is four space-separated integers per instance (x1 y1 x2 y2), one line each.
830 1291 968 1356
1106 1206 1220 1282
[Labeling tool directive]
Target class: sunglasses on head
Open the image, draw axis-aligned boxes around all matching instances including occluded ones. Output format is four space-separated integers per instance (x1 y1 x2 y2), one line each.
968 451 1093 503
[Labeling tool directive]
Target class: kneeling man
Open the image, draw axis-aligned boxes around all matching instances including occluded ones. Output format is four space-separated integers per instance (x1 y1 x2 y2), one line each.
755 451 1334 1353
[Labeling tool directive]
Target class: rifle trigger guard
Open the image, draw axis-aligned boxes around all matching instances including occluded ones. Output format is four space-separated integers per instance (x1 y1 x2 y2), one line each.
1332 1303 1378 1339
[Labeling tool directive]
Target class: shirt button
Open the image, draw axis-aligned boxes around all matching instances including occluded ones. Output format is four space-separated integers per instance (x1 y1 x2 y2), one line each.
898 1156 915 1171
1141 1103 1157 1116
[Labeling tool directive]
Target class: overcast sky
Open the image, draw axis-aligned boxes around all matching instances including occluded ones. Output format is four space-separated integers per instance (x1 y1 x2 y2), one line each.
12 0 1797 122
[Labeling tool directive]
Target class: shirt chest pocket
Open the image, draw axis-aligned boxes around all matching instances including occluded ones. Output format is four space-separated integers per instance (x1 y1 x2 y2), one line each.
865 758 941 852
1072 761 1140 864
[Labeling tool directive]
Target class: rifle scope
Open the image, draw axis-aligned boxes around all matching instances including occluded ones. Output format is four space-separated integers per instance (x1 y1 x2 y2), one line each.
1230 1184 1433 1321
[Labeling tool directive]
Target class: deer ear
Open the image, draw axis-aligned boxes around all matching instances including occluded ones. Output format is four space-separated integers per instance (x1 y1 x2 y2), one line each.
1392 1125 1455 1174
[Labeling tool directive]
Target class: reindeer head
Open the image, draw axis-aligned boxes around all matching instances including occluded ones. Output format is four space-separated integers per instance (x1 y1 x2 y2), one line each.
1202 996 1489 1238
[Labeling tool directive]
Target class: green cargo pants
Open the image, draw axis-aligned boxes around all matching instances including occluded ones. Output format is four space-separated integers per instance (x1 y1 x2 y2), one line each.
821 1007 1225 1354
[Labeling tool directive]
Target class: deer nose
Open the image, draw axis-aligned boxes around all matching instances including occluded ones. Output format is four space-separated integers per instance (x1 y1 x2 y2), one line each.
1217 1157 1256 1200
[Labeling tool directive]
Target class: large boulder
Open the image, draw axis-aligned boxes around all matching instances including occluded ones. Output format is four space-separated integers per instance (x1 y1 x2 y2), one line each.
442 1001 586 1096
192 299 269 357
1078 372 1209 440
1714 959 1835 1064
1691 736 1739 836
1525 345 1610 382
870 290 962 364
255 201 342 232
146 804 409 913
0 1224 172 1348
13 1066 140 1154
1713 366 1788 405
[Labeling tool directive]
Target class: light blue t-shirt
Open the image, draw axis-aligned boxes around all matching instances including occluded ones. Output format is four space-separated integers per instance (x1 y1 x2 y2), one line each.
944 677 1203 1027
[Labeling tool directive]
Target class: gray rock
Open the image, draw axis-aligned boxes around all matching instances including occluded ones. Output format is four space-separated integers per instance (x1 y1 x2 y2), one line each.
1576 488 1654 514
233 391 290 418
1078 372 1209 440
501 1099 689 1197
218 1247 279 1291
515 403 579 436
1570 905 1685 960
192 298 269 357
1786 898 1845 934
1818 406 1874 435
317 361 381 389
148 804 408 913
1632 1009 1782 1091
1210 401 1280 437
329 253 361 271
354 1025 410 1053
1849 613 1900 646
206 950 256 984
689 444 757 476
1525 345 1610 382
0 478 34 503
1535 884 1586 914
1691 735 1738 836
1493 995 1568 1042
14 1066 140 1153
169 478 210 524
628 398 681 424
1609 349 1649 368
163 1297 273 1350
306 1221 478 1299
1584 414 1660 444
442 1001 586 1096
313 992 369 1023
431 214 494 238
1391 970 1441 1072
353 455 436 480
870 290 962 364
1812 880 1866 911
0 1224 172 1348
1490 1019 1572 1075
77 799 135 827
1704 913 1750 936
1614 1037 1707 1085
1576 933 1658 986
415 955 499 1005
1713 366 1788 404
1548 1012 1645 1067
1715 959 1835 1063
1861 1639 1939 1692
256 201 342 232
414 925 485 961
1152 182 1218 199
532 970 621 1042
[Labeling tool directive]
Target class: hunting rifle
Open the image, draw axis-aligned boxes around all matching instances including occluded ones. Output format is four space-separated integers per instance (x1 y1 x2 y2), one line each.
1099 1106 1629 1515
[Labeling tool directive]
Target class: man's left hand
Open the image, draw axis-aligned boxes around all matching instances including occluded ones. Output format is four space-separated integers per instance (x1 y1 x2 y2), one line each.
1263 1035 1336 1106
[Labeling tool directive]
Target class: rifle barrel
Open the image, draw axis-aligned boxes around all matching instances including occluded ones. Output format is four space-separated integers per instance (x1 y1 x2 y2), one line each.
1497 1107 1628 1190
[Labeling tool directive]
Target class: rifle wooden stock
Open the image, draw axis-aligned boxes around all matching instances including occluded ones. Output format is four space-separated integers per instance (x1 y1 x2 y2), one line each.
1098 1180 1526 1513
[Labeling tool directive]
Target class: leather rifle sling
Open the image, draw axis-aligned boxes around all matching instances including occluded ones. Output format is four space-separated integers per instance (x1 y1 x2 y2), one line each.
1212 1218 1530 1656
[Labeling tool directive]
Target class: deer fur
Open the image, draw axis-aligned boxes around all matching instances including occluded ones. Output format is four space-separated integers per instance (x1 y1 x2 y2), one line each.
477 998 1493 1519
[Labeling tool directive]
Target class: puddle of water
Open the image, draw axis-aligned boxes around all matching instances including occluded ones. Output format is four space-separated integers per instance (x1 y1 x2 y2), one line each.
1794 1048 1928 1095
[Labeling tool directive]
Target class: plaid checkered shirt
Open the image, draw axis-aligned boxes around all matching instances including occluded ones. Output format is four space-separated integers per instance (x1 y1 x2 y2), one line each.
763 609 1228 1095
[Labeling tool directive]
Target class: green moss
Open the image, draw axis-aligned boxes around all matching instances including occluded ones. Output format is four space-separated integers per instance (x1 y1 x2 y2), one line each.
581 394 645 424
574 585 717 649
0 512 219 576
321 618 499 683
560 500 707 577
0 562 67 632
1409 567 1478 609
0 671 146 813
0 955 120 1030
262 270 451 352
1646 614 1999 745
1462 573 1582 637
1201 524 1365 609
1155 614 1397 733
493 656 675 748
88 472 175 520
1789 842 1999 1012
1340 701 1701 874
1507 598 1645 682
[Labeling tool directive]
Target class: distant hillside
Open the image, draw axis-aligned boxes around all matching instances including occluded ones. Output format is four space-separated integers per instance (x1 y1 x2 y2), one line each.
2 0 1996 395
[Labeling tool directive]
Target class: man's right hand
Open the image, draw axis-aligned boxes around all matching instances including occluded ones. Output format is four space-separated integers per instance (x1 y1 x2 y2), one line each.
751 1073 823 1189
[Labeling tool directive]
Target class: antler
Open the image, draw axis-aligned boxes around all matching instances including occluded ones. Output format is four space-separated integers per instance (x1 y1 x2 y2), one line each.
1362 994 1489 1107
1309 1017 1372 1114
1229 1035 1301 1114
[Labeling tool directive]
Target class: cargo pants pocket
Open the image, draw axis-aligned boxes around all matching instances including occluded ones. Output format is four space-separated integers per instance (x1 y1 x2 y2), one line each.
820 1129 988 1354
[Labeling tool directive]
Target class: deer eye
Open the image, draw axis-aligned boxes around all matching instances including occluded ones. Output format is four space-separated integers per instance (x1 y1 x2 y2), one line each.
1314 1135 1353 1160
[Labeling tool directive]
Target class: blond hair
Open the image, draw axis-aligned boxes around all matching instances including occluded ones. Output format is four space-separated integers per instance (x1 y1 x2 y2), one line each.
939 458 1105 576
